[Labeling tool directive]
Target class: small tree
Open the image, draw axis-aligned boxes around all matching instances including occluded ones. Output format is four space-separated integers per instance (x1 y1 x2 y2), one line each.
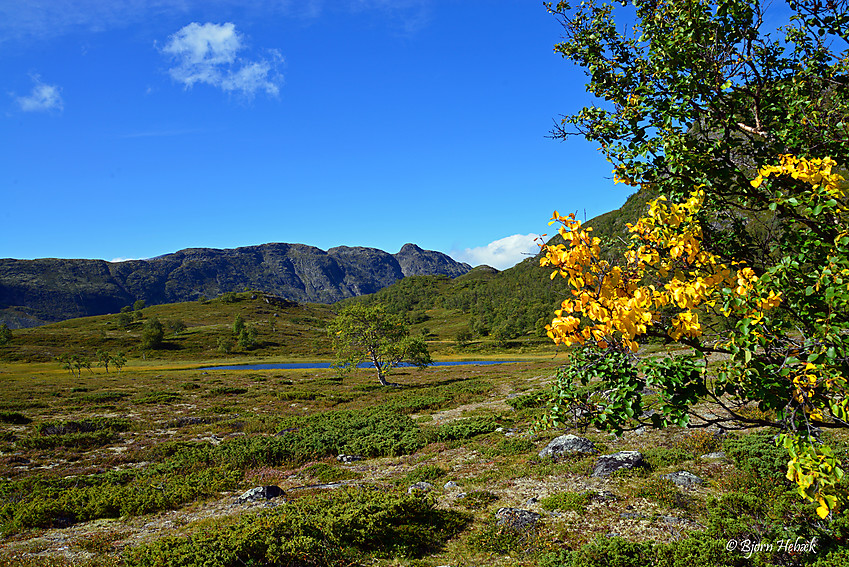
140 318 164 350
238 325 259 350
0 323 12 346
112 351 127 374
116 311 133 329
233 314 246 337
96 349 111 373
328 303 431 386
218 336 235 354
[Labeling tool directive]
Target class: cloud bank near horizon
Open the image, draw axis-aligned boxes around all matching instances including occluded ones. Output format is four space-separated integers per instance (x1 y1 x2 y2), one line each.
452 233 541 271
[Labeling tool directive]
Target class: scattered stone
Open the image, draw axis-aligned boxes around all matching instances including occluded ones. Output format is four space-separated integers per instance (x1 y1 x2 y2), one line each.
632 426 646 435
237 485 285 504
662 515 686 525
661 471 704 487
444 481 459 489
336 454 365 464
408 482 434 494
701 451 726 460
523 497 538 507
620 512 649 520
495 508 541 531
591 451 647 477
538 434 598 460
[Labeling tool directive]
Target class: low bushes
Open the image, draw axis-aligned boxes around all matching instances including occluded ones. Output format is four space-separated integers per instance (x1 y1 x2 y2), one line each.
125 488 471 567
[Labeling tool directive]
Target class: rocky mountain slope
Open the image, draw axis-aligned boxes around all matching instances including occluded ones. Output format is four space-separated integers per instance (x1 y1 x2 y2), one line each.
0 242 471 327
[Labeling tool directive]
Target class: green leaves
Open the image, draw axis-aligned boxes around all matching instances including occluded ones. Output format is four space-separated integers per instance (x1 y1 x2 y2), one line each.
328 303 432 386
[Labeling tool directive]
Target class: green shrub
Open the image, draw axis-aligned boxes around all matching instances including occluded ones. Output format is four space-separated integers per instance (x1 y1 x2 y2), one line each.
303 462 362 483
124 488 471 566
436 416 498 441
568 536 655 567
642 446 694 470
506 391 547 411
135 391 180 404
539 491 589 512
0 411 30 425
401 464 448 484
17 430 118 450
723 432 788 481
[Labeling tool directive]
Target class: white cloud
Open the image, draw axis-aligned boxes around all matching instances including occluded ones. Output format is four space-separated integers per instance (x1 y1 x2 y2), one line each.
161 22 283 97
15 76 63 112
452 234 541 271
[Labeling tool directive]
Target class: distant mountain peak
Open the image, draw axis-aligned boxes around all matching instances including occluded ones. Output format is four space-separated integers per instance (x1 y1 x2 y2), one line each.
0 242 471 328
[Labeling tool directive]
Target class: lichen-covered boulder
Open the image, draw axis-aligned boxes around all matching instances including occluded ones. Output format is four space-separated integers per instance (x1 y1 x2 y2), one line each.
591 451 647 477
538 434 597 460
661 471 704 487
495 508 541 531
237 485 285 504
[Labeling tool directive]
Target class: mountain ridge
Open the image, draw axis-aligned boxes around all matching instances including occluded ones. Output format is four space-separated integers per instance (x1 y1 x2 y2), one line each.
0 242 471 328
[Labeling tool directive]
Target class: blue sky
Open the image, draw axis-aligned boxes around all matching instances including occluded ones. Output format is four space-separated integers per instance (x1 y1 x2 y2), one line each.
1 1 633 270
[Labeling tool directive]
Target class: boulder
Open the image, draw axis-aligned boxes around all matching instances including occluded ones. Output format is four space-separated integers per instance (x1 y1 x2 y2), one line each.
538 434 598 460
237 485 285 504
495 508 541 531
336 454 365 464
591 451 647 477
660 471 704 487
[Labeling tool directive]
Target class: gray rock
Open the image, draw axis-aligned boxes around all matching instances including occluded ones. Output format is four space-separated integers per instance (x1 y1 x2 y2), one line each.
336 454 365 464
237 485 285 504
661 471 704 487
538 434 598 460
444 481 459 489
408 482 434 494
495 508 541 531
591 451 647 477
620 512 649 520
701 451 726 460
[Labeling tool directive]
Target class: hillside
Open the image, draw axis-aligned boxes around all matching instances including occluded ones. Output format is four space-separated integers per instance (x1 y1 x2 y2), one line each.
0 242 471 329
342 186 654 345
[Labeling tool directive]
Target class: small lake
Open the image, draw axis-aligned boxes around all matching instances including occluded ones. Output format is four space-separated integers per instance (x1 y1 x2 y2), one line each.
200 360 521 371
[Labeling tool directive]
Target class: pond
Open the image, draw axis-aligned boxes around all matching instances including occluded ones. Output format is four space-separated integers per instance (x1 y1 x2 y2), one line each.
199 360 521 371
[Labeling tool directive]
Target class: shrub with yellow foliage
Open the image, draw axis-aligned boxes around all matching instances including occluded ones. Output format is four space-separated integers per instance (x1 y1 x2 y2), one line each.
541 156 848 519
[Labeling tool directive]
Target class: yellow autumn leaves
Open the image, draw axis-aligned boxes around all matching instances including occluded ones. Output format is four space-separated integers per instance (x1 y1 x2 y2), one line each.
541 187 779 351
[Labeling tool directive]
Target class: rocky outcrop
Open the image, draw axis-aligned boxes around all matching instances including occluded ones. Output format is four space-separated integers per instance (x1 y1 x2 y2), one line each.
0 242 472 327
